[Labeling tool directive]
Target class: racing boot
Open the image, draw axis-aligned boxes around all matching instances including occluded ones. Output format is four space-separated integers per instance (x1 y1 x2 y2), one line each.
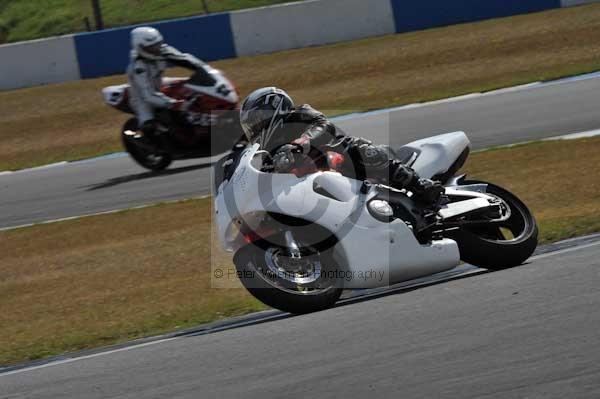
139 120 160 146
139 119 170 148
389 160 445 208
409 177 445 207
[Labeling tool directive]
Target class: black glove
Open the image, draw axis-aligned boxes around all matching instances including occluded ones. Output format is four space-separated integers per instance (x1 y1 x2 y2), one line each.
272 144 303 172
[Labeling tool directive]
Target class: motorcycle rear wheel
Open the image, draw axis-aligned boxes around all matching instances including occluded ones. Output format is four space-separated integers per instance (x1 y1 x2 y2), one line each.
448 180 538 270
122 118 172 171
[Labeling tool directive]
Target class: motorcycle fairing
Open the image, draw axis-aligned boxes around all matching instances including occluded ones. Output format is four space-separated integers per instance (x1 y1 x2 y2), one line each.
215 144 462 288
183 66 239 104
102 84 131 113
101 65 239 116
399 131 471 179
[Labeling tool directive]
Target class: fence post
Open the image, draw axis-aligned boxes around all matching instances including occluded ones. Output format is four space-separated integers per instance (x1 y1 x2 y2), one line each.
91 0 104 30
201 0 210 14
83 17 92 32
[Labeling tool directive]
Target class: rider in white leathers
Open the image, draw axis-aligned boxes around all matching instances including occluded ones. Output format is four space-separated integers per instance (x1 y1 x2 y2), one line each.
127 26 204 138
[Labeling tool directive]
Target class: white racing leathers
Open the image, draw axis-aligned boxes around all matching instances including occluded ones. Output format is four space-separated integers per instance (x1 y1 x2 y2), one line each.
126 46 204 127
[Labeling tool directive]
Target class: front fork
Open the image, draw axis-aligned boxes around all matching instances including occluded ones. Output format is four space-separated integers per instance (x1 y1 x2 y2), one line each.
284 230 302 259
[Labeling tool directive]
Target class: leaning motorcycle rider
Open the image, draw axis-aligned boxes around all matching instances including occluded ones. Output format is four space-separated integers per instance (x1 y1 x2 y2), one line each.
239 87 445 206
127 26 204 142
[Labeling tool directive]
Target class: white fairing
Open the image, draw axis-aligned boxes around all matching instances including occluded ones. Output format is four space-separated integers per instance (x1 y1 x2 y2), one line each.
214 144 462 289
184 66 239 104
102 84 128 107
101 66 238 108
402 131 470 179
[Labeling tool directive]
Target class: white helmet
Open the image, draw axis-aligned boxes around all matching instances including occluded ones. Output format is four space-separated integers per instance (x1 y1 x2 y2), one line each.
131 26 165 60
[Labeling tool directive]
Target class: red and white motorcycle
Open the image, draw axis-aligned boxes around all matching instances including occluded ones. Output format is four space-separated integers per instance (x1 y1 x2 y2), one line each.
102 64 242 171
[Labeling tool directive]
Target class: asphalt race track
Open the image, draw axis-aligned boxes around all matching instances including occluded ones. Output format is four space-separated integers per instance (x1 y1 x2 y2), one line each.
2 74 600 398
2 238 600 398
2 75 600 229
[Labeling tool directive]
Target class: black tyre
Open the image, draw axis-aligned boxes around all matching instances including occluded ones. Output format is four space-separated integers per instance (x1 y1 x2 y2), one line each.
233 230 343 314
121 118 172 171
449 180 538 270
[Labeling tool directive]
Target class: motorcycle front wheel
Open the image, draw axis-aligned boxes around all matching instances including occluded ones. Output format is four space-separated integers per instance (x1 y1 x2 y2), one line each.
122 118 172 171
233 231 343 314
449 180 538 270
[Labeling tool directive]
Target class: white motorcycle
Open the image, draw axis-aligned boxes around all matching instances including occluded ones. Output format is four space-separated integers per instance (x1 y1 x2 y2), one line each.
213 132 538 314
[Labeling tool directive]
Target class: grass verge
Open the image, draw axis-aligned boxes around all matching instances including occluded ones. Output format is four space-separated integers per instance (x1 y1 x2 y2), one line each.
0 0 298 43
1 137 599 365
3 4 600 170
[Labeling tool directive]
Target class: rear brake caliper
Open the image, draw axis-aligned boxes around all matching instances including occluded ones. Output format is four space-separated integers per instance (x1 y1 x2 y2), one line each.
485 197 510 221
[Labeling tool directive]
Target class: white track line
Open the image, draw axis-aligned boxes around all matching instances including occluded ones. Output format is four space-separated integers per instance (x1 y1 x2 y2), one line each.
333 84 542 121
0 161 68 175
473 128 600 153
1 237 599 377
530 240 600 261
0 338 178 377
543 129 600 141
332 76 593 121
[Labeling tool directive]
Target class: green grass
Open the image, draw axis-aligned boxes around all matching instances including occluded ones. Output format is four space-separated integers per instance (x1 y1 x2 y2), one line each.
0 137 599 366
0 0 298 43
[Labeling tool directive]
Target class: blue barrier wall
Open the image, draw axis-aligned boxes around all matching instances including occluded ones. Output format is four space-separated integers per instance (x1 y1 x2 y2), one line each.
391 0 561 33
3 0 598 90
74 12 236 79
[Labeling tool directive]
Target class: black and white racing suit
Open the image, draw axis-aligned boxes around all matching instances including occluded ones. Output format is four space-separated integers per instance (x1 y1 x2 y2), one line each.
126 45 204 131
269 104 444 204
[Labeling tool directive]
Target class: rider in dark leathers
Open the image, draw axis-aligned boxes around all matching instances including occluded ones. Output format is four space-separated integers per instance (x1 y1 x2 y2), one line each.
239 87 445 205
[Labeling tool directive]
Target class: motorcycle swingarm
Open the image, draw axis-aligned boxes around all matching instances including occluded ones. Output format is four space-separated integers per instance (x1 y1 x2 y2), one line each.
440 187 507 218
437 193 510 227
438 198 492 220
